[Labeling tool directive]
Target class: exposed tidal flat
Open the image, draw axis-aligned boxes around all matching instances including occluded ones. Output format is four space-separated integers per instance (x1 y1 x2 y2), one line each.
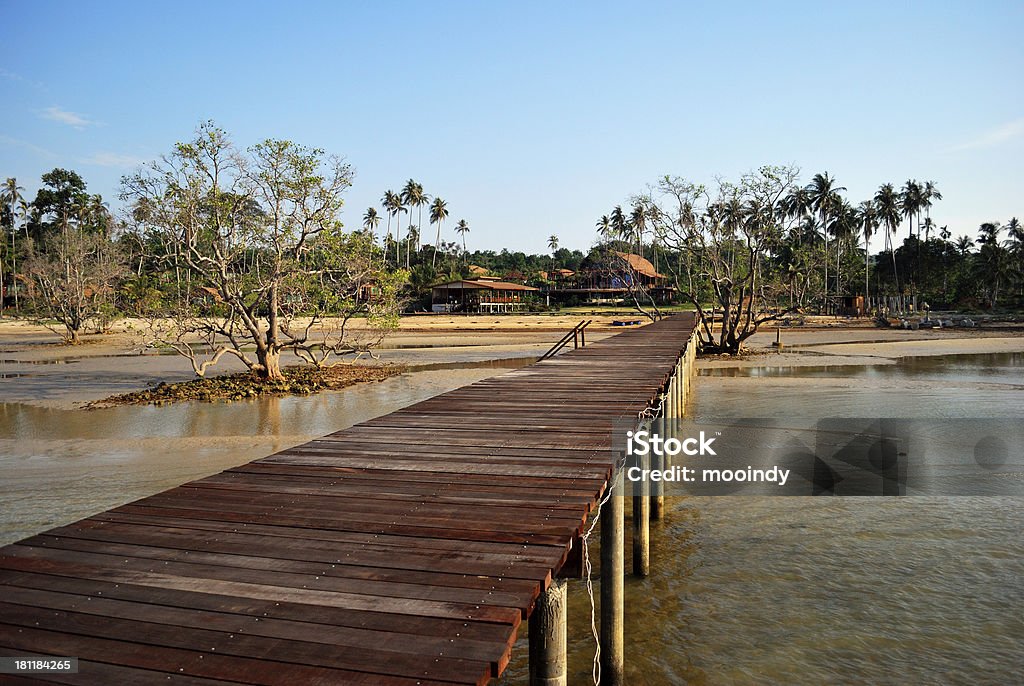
2 318 1023 683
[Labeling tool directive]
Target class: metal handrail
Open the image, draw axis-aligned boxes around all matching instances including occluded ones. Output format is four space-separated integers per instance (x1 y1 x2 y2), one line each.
539 319 592 361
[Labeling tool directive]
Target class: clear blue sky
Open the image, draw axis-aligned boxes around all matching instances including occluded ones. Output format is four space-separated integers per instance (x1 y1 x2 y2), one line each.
2 1 1021 254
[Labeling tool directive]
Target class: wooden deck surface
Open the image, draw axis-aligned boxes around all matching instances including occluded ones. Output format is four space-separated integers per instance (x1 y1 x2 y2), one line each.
0 313 697 685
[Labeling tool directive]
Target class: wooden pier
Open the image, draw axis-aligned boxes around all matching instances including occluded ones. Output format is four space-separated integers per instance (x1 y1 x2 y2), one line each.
0 313 698 685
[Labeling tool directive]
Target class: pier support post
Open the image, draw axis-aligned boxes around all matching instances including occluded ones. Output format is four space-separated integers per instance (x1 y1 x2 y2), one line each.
676 358 684 414
667 374 676 420
600 481 624 685
651 407 664 521
529 577 567 686
632 451 649 577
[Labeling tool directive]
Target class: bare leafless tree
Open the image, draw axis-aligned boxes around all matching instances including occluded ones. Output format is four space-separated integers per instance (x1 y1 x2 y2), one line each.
122 122 405 379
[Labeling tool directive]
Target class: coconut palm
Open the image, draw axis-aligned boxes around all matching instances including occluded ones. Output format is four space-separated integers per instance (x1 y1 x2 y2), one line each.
429 197 448 268
856 200 878 301
973 223 1013 307
955 235 974 257
781 186 813 245
383 191 407 265
596 215 612 240
610 206 628 245
1005 218 1023 296
977 221 1000 245
630 202 647 257
874 183 902 294
1 178 27 313
405 225 419 269
362 207 380 237
454 219 470 265
899 179 923 238
547 234 559 274
807 172 846 302
922 180 941 226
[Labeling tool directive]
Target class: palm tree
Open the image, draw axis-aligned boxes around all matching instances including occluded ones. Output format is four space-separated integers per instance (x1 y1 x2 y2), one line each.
954 235 974 257
874 183 902 294
610 206 628 246
382 191 403 265
974 223 1012 307
899 179 922 238
429 197 448 268
807 172 846 303
400 180 417 246
405 225 419 269
977 221 1000 245
362 207 380 237
596 215 612 240
922 180 941 226
402 180 428 252
781 186 813 245
630 202 647 257
1 178 27 313
547 234 559 274
454 219 470 265
1005 217 1023 296
856 199 878 301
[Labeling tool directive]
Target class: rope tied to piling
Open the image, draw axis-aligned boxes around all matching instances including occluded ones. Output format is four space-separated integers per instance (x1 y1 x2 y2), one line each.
579 393 666 685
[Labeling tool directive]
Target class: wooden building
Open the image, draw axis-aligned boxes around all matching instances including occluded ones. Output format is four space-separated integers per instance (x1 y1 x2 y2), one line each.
431 276 539 313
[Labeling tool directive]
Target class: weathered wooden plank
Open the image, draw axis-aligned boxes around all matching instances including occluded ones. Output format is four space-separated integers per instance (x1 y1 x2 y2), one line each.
0 313 698 686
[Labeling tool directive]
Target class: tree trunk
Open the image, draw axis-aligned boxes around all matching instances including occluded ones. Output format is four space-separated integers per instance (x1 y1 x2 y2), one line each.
256 346 284 381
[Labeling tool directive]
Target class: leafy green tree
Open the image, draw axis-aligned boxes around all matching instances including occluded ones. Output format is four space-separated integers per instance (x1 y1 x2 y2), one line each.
26 169 90 240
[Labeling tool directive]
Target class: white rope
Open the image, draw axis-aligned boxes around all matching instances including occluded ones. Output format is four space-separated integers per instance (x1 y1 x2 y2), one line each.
580 393 666 684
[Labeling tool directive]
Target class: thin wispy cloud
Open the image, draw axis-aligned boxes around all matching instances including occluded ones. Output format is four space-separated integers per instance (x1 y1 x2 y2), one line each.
949 118 1024 152
41 106 94 129
80 152 148 168
0 67 47 91
0 134 57 159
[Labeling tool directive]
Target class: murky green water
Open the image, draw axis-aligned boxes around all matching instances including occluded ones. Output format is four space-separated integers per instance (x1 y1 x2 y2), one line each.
497 352 1024 685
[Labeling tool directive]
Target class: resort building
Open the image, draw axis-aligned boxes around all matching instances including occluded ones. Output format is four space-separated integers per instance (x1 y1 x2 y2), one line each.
545 251 676 304
431 276 539 313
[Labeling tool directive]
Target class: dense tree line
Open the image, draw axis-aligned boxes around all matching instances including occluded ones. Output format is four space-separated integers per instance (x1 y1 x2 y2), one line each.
3 153 1021 358
598 167 1022 352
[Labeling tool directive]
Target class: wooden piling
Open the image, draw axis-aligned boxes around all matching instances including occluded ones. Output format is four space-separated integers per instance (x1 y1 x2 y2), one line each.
529 577 567 686
632 451 649 577
600 483 624 685
651 408 664 521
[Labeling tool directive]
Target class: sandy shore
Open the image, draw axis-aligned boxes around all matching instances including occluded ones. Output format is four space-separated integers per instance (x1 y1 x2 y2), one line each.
1 314 1022 408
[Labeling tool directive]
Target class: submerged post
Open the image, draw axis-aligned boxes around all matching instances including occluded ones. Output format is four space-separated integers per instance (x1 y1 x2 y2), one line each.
632 450 649 577
529 577 567 686
600 480 624 685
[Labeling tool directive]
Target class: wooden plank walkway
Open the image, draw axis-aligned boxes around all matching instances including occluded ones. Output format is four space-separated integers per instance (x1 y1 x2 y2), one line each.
0 313 697 685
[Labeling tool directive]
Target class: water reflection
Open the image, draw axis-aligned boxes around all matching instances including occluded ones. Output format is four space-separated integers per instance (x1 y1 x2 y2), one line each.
0 362 530 545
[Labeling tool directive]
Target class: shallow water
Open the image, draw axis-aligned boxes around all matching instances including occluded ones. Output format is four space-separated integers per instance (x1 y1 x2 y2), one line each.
496 352 1024 685
0 363 529 545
